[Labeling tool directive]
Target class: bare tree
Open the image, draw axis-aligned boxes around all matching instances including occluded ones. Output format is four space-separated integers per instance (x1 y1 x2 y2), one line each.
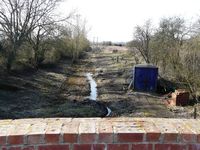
27 24 50 67
151 17 189 73
133 20 153 63
0 0 63 71
27 9 74 67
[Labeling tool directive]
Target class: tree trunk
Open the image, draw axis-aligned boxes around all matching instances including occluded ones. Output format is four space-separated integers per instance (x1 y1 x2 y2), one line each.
33 49 39 68
6 46 16 72
6 54 12 72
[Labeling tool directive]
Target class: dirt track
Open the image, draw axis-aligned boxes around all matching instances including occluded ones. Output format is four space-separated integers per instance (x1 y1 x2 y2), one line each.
90 46 174 117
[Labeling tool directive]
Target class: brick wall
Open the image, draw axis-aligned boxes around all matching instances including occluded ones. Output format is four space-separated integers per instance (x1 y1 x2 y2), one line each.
0 118 200 150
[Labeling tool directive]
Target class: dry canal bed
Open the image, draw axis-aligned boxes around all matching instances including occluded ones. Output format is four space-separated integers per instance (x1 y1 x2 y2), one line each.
0 46 199 119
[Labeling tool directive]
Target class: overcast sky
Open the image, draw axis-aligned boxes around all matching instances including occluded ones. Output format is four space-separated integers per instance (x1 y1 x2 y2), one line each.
60 0 200 42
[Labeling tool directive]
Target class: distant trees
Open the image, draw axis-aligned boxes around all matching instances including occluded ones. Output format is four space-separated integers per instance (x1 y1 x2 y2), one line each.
102 41 113 46
70 15 90 62
51 15 90 63
0 0 90 72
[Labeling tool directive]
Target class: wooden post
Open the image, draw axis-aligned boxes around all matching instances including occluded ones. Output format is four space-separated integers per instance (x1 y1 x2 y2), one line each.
194 106 197 119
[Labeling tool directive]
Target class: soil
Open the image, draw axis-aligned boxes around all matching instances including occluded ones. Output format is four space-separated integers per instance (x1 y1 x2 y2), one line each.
0 46 199 119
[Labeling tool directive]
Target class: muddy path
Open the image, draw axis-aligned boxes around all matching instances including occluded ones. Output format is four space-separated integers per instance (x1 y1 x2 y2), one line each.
0 46 199 119
0 53 107 119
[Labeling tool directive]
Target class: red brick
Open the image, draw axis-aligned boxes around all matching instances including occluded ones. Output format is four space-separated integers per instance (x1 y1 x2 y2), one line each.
92 144 105 150
98 133 113 143
2 147 7 150
163 133 178 143
132 144 153 150
189 144 200 150
107 144 129 150
7 135 24 145
27 134 43 144
22 147 35 150
174 90 189 106
45 122 62 135
38 145 69 150
197 134 200 143
79 134 96 143
155 144 187 150
117 133 143 142
0 136 6 145
146 133 161 142
2 147 31 150
180 133 196 143
73 144 91 150
9 147 21 150
98 122 113 143
44 134 60 144
63 134 77 143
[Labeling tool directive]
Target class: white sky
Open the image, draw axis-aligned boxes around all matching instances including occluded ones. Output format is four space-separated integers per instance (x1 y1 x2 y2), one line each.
60 0 200 42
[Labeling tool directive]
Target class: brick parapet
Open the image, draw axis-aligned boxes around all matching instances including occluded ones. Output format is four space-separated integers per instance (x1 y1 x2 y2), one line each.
0 118 200 150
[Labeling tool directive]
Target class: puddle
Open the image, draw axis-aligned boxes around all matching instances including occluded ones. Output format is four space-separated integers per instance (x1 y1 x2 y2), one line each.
86 73 111 117
106 107 112 116
86 73 97 100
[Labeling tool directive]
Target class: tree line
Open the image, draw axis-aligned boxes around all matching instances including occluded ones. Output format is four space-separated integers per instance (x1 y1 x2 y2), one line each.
128 16 200 101
0 0 90 72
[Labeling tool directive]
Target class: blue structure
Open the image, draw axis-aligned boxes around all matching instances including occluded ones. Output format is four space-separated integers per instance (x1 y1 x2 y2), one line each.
133 64 158 92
